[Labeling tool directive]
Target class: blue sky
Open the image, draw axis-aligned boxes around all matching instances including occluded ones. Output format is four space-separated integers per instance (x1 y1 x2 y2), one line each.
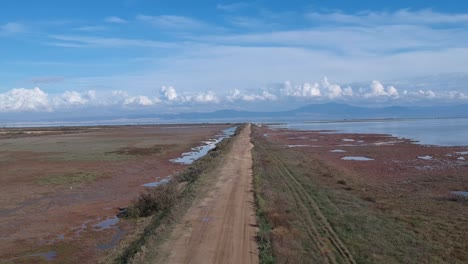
1 0 468 115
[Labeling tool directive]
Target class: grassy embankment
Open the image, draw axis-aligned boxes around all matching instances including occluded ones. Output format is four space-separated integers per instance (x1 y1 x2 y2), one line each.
102 125 242 264
251 126 464 264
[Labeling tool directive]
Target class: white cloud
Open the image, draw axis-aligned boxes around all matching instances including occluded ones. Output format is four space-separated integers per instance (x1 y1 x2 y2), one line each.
160 86 179 101
226 88 277 102
280 78 350 99
87 90 97 100
193 91 219 103
342 86 354 96
123 96 156 106
0 87 51 112
418 89 436 98
105 16 127 24
282 81 321 97
321 77 343 99
261 90 278 101
448 91 468 99
365 81 399 98
227 89 242 102
60 91 88 105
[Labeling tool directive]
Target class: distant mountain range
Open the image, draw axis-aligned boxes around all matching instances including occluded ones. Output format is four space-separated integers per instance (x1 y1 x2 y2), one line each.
163 103 468 121
2 103 468 125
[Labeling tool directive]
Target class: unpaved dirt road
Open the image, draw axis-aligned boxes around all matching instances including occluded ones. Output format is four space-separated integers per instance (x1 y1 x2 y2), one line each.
159 124 258 264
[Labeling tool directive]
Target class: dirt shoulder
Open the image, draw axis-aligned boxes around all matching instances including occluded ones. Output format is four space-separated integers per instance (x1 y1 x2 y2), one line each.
156 124 259 264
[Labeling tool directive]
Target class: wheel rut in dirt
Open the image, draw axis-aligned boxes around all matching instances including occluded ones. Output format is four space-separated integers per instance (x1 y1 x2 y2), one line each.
256 142 356 264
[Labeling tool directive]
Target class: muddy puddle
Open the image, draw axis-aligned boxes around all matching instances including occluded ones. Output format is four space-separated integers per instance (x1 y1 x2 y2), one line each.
451 191 468 197
94 216 119 230
30 251 57 261
171 126 237 165
330 149 346 153
142 177 171 187
418 155 433 160
341 156 374 161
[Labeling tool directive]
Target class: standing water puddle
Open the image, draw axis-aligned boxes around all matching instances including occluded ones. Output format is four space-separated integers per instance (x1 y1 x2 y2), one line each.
330 149 346 153
94 216 119 230
142 177 171 187
418 155 433 160
341 156 374 161
171 126 237 165
450 191 468 197
29 251 57 261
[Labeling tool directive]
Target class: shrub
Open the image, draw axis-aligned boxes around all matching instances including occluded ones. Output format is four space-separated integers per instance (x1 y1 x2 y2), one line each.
122 182 178 218
337 180 347 185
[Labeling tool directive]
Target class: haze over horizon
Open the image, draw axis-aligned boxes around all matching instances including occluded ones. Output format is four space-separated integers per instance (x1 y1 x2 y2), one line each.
1 0 468 118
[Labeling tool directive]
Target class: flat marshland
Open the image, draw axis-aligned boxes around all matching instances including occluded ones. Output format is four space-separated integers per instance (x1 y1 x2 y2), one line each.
0 124 231 263
1 123 467 264
251 125 467 263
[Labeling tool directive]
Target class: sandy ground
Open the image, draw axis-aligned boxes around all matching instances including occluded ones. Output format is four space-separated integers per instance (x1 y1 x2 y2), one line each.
159 124 258 264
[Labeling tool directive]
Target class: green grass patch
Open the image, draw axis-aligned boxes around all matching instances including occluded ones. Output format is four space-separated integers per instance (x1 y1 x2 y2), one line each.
37 172 100 186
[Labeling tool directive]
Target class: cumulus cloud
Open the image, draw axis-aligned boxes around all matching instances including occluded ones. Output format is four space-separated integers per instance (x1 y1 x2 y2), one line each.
193 91 219 103
226 89 242 102
280 78 352 99
123 96 157 106
448 91 468 99
160 86 178 102
418 89 436 98
365 81 399 98
282 81 321 97
0 87 51 112
342 86 354 96
60 91 88 105
321 77 343 99
226 89 277 102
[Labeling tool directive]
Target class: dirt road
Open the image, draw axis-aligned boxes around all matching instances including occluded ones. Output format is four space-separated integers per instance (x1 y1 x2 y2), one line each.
159 124 258 264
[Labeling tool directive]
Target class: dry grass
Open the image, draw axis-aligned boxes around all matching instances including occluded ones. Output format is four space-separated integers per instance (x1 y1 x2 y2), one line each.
251 126 468 264
37 172 100 185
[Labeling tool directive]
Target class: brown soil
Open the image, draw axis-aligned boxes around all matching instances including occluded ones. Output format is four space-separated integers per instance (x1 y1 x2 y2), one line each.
158 124 259 264
0 124 230 263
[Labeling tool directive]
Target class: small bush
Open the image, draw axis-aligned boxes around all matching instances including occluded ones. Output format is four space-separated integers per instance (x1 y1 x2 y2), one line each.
177 167 202 183
337 180 347 185
363 196 376 203
122 182 178 218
